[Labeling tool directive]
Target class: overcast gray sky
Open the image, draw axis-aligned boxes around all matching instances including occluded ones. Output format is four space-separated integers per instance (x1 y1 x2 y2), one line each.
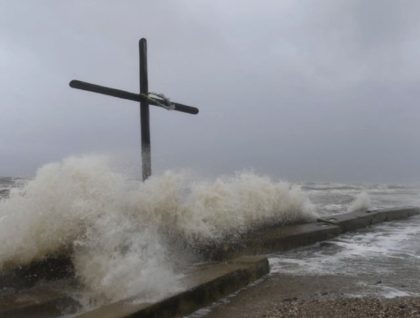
1 0 420 183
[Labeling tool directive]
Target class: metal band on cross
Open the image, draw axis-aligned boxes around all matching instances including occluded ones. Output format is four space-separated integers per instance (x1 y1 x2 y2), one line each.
69 38 199 181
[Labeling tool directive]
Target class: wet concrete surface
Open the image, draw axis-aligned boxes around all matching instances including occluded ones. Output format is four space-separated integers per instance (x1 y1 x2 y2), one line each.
75 256 269 318
0 279 79 318
1 210 419 317
195 216 420 318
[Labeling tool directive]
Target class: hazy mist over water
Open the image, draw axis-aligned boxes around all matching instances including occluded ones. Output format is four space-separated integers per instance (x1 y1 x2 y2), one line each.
1 0 420 183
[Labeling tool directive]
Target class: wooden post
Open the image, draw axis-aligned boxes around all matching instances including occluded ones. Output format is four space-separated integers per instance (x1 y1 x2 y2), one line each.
139 38 151 181
69 80 199 114
69 38 199 182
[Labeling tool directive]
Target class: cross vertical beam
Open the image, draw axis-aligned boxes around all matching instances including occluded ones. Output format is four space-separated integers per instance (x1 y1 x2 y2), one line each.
69 38 199 182
139 38 151 181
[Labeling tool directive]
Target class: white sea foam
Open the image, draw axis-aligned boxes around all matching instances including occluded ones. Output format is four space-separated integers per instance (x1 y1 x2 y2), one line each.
347 191 371 212
0 155 316 303
269 215 420 277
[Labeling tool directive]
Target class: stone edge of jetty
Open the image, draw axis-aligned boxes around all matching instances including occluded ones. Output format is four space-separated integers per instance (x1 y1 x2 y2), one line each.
2 207 419 318
75 207 420 318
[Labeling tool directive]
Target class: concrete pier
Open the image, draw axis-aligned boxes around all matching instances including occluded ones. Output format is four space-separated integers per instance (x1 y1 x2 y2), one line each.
0 207 418 317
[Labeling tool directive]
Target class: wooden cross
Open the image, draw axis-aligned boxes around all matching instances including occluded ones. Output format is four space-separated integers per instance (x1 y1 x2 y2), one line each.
69 38 199 181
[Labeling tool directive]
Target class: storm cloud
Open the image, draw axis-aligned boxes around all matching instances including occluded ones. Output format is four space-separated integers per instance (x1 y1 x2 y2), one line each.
1 0 420 183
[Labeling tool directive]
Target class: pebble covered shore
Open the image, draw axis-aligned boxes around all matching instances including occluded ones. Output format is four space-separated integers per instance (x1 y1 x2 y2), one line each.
262 297 420 318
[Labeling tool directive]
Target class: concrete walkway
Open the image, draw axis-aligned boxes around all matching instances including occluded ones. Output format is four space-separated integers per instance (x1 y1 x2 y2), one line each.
193 215 420 317
1 208 419 317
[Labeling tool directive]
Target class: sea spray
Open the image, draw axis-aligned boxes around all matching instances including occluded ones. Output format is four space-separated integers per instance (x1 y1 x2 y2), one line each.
348 191 371 212
0 155 317 302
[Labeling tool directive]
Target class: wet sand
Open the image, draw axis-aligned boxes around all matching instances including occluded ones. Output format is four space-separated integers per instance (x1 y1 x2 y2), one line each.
198 272 420 317
262 297 420 318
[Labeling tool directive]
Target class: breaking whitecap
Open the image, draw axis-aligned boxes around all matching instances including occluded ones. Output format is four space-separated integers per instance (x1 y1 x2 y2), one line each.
0 155 316 303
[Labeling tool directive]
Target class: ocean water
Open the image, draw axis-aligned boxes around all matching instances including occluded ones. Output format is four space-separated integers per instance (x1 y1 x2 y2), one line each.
301 182 420 215
0 156 419 305
0 177 24 198
269 184 420 299
0 156 314 304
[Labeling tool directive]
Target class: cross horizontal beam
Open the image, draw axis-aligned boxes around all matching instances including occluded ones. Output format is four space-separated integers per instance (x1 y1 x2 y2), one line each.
69 80 199 115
